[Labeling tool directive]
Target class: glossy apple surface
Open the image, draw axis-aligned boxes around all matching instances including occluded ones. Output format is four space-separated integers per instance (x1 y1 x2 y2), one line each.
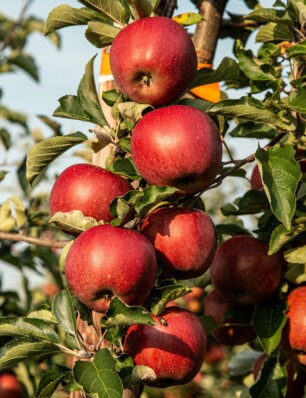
50 164 131 223
0 373 23 398
141 207 216 279
110 17 197 106
65 225 157 313
211 236 282 306
204 289 256 346
124 306 206 387
131 105 222 194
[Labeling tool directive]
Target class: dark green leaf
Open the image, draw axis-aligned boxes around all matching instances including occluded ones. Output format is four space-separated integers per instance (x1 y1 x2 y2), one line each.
135 186 178 217
255 145 301 230
53 95 90 122
85 21 120 48
101 297 155 328
102 89 121 107
230 122 278 139
176 98 211 112
221 190 267 216
109 190 142 224
120 365 156 389
288 86 306 114
256 23 293 43
286 40 306 59
284 263 306 284
36 364 72 398
73 348 123 398
126 0 154 18
269 217 306 254
216 223 251 237
245 8 292 26
8 50 39 81
106 156 142 180
77 0 130 26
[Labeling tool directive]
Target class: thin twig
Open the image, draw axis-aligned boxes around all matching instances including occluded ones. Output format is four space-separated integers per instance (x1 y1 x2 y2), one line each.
0 231 69 248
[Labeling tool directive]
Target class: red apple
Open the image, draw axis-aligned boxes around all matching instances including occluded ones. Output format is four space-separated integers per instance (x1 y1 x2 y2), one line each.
250 164 263 191
131 105 222 194
65 224 157 313
210 236 282 306
204 289 256 346
50 163 131 223
0 373 23 398
109 16 197 106
282 286 306 366
124 306 206 387
141 207 217 279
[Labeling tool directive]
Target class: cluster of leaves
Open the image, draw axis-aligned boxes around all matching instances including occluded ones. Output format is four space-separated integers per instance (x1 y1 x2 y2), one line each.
1 0 306 397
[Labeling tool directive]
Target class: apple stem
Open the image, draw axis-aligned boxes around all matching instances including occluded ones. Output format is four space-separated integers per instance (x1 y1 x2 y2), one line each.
142 75 151 87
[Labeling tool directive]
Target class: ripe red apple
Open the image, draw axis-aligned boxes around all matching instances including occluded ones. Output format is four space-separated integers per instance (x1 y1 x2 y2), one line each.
0 373 23 398
282 286 306 366
141 207 217 279
109 16 197 107
65 224 157 313
124 306 206 388
50 163 131 223
131 105 222 194
210 236 282 306
204 289 256 346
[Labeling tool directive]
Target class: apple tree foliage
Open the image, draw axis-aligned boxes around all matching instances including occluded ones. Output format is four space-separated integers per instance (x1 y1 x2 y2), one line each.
0 0 306 397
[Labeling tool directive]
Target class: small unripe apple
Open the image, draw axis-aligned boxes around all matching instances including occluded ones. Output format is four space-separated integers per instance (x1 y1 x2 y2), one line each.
124 306 206 388
50 164 131 223
204 289 256 346
141 207 217 279
110 17 197 106
211 236 282 306
0 373 23 398
131 105 222 194
282 286 306 366
65 224 157 313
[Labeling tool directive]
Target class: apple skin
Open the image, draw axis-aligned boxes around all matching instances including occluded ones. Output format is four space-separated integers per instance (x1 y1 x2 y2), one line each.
65 224 157 313
210 236 282 306
131 105 222 194
204 289 256 346
109 17 197 107
50 163 131 223
250 165 263 191
124 306 206 388
141 207 217 279
0 373 23 398
282 286 306 366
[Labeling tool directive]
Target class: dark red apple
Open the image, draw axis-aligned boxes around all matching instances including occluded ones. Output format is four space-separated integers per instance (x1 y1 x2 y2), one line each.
250 164 263 191
210 236 282 306
141 207 217 279
282 286 306 366
131 105 222 194
124 306 206 387
0 373 23 398
204 289 256 346
50 163 131 223
110 16 197 106
65 224 157 313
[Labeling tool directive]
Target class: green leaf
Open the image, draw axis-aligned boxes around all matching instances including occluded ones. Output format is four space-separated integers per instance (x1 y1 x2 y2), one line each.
189 57 241 89
59 241 74 274
49 210 100 235
36 364 72 398
230 122 278 139
135 186 178 217
288 0 306 26
102 89 121 107
286 40 306 59
284 263 306 284
120 365 156 389
73 348 123 398
45 5 106 35
269 217 306 254
126 0 154 18
245 8 293 26
26 132 87 185
109 190 142 224
118 102 153 124
0 128 11 149
255 145 301 230
53 95 90 122
85 21 120 48
53 289 80 350
221 190 267 216
235 40 276 82
288 86 306 114
150 279 191 316
285 245 306 264
77 0 130 26
207 97 295 131
173 12 205 26
0 337 61 372
256 23 293 43
101 297 155 329
253 299 287 355
216 223 251 237
0 316 60 343
8 50 39 81
0 105 27 129
176 98 211 112
106 156 142 180
9 196 26 229
250 356 287 398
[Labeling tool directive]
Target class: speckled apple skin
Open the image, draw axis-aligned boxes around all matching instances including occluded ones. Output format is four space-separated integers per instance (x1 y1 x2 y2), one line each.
110 17 197 107
0 374 23 398
282 286 306 364
50 164 131 223
131 105 222 194
141 207 216 279
65 225 157 313
211 236 282 306
124 306 206 388
204 289 256 346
